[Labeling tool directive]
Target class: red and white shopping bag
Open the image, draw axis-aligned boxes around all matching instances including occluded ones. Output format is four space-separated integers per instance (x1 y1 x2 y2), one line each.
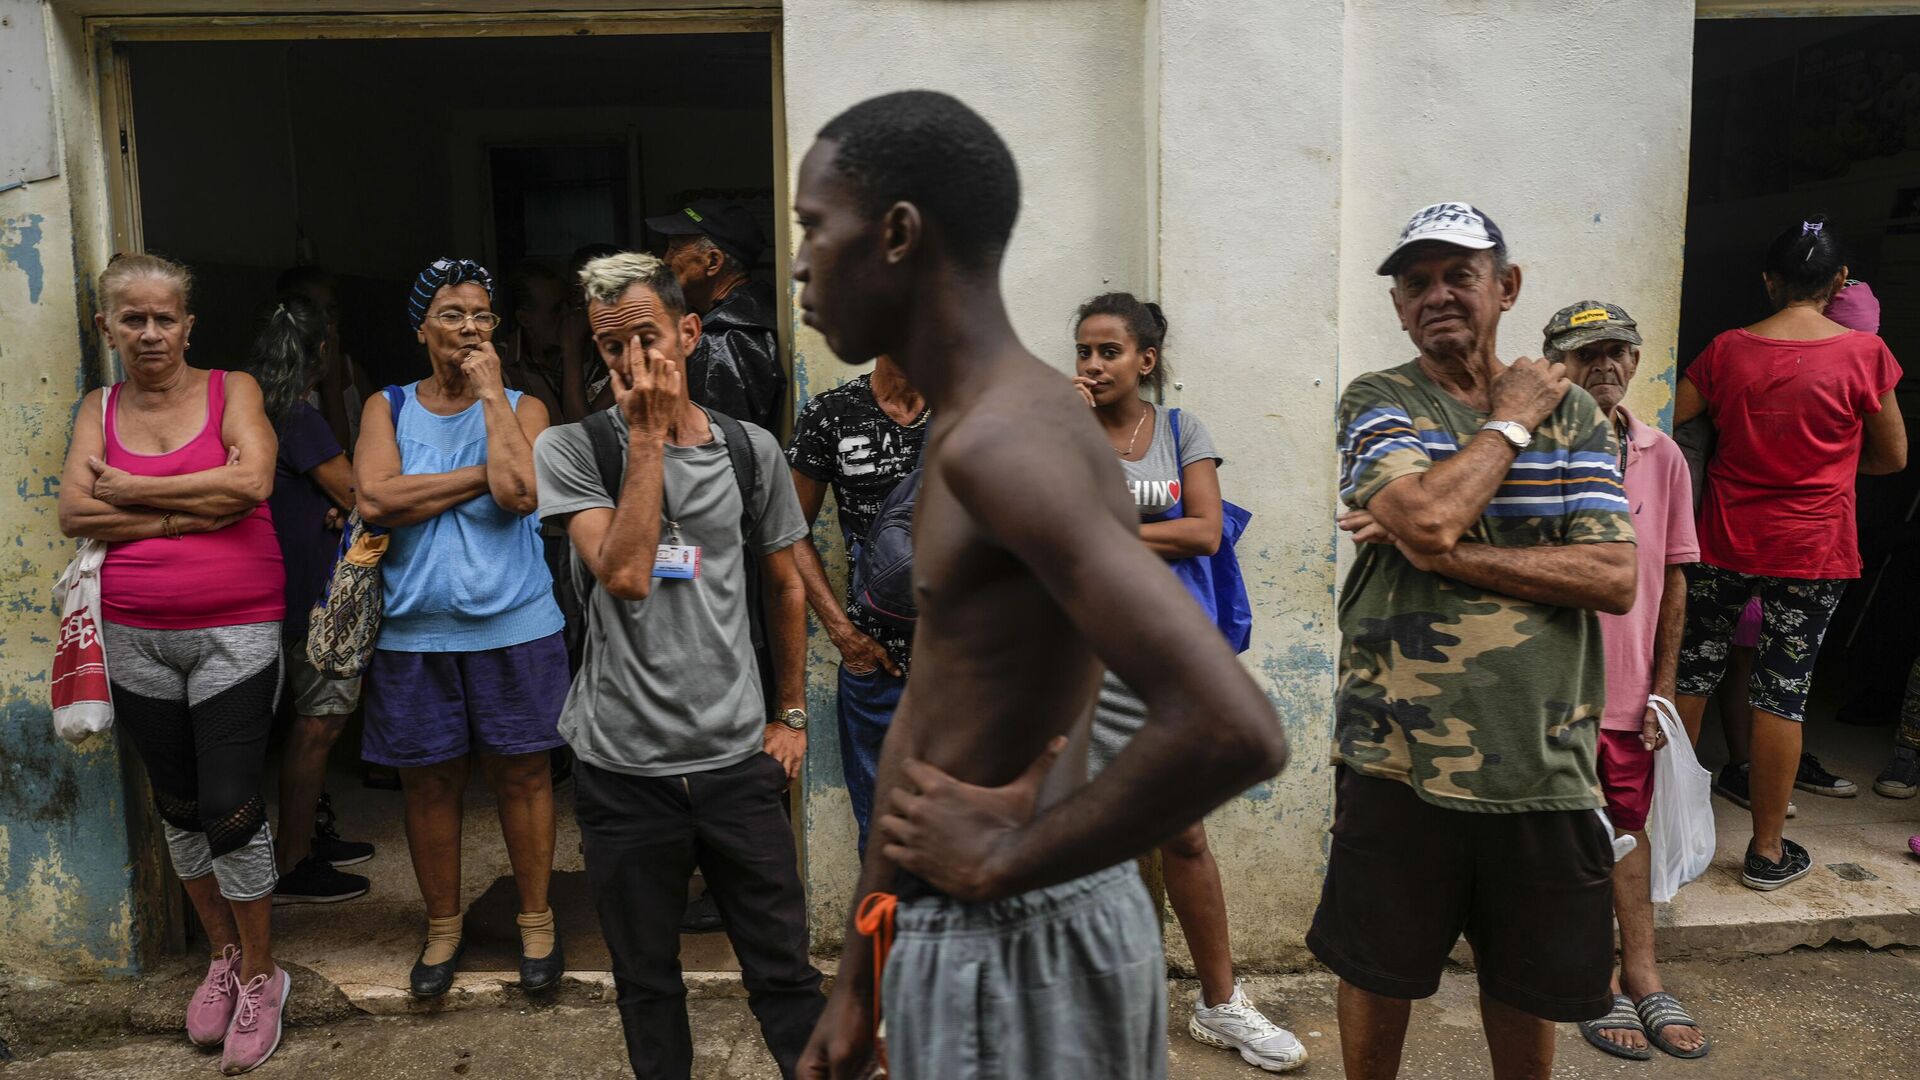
51 538 111 743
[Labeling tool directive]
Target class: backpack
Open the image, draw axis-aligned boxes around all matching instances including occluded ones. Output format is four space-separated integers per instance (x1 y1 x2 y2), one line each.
852 468 923 631
582 405 774 711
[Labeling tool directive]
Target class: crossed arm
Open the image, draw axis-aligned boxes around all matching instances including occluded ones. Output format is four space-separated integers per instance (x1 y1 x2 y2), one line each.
1139 457 1223 558
59 379 277 541
1350 430 1636 613
354 392 548 527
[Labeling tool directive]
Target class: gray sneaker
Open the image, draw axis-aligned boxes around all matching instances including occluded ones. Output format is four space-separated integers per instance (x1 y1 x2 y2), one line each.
1874 746 1919 799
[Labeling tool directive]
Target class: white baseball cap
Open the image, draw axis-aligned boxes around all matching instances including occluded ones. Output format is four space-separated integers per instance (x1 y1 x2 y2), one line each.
1377 202 1507 276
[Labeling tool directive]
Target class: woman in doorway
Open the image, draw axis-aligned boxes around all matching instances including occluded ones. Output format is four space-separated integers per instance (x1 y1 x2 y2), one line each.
244 293 378 907
355 258 569 997
58 253 292 1074
499 262 569 421
1710 277 1887 813
1070 293 1307 1075
1673 216 1907 892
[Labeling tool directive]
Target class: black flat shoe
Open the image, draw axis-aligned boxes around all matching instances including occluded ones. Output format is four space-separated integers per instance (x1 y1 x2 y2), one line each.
410 940 463 999
679 893 724 934
520 934 565 993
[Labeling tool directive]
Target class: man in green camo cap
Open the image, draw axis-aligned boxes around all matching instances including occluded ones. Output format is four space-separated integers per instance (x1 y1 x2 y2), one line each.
1543 300 1709 1062
1312 202 1640 1079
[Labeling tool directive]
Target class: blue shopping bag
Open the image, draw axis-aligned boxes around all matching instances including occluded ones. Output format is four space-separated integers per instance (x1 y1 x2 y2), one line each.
1146 409 1254 654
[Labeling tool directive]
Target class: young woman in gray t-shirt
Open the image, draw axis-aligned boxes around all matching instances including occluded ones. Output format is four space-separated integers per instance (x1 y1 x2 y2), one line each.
1071 293 1308 1073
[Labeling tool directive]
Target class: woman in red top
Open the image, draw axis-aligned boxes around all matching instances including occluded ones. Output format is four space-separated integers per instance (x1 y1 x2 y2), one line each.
57 254 293 1073
1672 216 1908 892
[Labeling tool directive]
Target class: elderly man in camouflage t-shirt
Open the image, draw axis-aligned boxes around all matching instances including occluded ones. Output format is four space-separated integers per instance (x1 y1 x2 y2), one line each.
1312 203 1638 1080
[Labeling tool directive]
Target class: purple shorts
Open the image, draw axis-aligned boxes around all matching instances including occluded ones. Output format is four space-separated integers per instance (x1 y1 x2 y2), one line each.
362 632 569 768
1732 596 1763 649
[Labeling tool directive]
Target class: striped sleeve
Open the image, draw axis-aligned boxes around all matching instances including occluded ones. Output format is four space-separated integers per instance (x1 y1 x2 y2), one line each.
1556 398 1636 546
1338 376 1431 508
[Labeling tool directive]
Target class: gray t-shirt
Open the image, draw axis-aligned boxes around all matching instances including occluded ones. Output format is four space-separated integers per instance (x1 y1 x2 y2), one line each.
1122 406 1221 518
534 412 808 777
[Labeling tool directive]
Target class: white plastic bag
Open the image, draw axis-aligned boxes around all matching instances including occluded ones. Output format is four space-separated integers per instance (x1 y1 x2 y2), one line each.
51 389 114 744
1645 695 1714 902
51 538 112 743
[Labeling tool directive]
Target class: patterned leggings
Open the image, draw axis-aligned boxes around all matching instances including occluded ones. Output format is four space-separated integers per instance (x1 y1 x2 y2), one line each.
1675 564 1846 724
1899 657 1920 753
104 621 282 901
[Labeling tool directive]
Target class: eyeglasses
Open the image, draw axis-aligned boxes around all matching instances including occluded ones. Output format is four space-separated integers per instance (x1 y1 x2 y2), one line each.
430 310 501 332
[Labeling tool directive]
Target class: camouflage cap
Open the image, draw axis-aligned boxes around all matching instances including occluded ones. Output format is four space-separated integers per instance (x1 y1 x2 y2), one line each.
1543 301 1642 354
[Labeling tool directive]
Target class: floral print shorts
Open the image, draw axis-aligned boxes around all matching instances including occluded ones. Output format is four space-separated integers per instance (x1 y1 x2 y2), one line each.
1676 563 1847 723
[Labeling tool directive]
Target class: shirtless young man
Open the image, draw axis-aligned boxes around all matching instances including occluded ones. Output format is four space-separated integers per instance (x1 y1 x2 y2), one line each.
792 91 1290 1080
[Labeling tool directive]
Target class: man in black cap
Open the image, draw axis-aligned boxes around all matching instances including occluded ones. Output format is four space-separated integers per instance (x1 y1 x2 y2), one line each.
647 201 787 433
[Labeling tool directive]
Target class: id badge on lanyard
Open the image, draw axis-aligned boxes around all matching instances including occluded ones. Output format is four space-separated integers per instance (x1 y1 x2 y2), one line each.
654 517 701 580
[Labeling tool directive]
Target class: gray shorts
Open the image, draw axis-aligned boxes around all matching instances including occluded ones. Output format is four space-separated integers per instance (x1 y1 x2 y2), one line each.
287 636 362 716
882 863 1167 1080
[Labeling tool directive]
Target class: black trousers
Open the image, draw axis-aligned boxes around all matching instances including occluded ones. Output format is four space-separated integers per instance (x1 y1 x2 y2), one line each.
576 754 825 1079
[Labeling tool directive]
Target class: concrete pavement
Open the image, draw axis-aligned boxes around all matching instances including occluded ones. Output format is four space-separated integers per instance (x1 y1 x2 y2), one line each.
6 947 1914 1079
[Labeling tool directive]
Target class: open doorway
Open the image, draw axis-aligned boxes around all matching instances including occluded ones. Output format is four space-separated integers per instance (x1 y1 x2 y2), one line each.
1681 14 1920 841
118 27 778 986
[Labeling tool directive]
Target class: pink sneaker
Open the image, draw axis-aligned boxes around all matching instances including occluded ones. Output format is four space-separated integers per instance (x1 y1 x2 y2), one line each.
220 967 290 1075
1908 835 1920 858
186 945 241 1047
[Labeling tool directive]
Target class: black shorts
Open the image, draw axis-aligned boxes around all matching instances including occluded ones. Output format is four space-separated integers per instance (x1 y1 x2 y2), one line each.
1306 767 1615 1023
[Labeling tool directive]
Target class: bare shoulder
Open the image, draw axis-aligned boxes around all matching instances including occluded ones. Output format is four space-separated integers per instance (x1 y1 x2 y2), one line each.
223 369 263 398
939 363 1126 524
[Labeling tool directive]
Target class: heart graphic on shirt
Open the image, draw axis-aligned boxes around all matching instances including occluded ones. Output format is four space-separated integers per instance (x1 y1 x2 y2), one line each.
1168 480 1181 503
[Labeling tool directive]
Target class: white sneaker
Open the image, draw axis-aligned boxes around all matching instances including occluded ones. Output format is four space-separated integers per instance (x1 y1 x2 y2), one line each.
1189 984 1307 1073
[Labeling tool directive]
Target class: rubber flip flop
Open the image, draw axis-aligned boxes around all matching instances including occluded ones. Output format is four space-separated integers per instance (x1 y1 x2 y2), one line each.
1579 995 1653 1061
1637 991 1710 1059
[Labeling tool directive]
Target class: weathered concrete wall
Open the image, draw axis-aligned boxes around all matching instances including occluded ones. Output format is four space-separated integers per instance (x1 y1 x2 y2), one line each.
0 168 140 976
780 0 1150 948
1153 0 1343 970
782 0 1703 967
1337 0 1696 427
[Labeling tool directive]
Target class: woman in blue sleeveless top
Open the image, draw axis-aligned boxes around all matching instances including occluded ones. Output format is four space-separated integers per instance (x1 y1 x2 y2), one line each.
355 259 568 998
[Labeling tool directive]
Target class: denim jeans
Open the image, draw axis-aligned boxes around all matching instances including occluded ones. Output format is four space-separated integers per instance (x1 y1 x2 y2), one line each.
837 663 905 853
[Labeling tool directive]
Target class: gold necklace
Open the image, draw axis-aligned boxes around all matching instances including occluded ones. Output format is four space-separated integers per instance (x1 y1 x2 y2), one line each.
1114 409 1149 457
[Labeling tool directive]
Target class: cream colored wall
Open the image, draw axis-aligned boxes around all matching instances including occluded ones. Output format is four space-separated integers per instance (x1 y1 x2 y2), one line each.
1152 0 1344 969
1338 0 1696 426
780 0 1150 946
11 0 1710 975
783 0 1702 965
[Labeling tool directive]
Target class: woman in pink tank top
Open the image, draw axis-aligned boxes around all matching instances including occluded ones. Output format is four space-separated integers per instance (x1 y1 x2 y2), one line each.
56 254 294 1073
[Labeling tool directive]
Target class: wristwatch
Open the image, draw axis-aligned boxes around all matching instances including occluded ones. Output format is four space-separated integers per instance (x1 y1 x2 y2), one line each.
777 708 809 732
1480 419 1532 451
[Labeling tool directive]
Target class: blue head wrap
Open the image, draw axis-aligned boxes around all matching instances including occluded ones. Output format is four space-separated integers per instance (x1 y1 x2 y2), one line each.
407 257 493 330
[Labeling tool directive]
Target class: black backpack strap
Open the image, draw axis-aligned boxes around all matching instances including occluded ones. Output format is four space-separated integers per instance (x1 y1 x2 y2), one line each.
701 407 774 711
701 407 763 542
584 406 626 501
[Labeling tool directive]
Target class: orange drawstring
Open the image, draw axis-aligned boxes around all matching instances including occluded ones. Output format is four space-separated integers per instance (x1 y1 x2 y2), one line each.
854 891 899 1045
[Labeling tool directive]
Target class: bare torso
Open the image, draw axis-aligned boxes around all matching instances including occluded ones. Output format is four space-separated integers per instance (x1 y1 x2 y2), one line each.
896 356 1137 810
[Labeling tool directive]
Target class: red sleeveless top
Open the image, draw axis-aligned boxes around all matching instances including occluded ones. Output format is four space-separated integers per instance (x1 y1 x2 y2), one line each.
100 370 286 629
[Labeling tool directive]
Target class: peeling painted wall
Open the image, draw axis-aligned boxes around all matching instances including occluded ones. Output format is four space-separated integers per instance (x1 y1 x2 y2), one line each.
16 0 1705 977
781 0 1151 950
781 0 1700 966
0 173 140 977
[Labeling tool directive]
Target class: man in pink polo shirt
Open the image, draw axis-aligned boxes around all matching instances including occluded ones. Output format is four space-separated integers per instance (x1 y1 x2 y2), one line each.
1544 302 1710 1063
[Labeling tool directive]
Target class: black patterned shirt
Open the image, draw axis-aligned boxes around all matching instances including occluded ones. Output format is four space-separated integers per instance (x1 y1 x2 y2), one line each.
787 374 930 670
